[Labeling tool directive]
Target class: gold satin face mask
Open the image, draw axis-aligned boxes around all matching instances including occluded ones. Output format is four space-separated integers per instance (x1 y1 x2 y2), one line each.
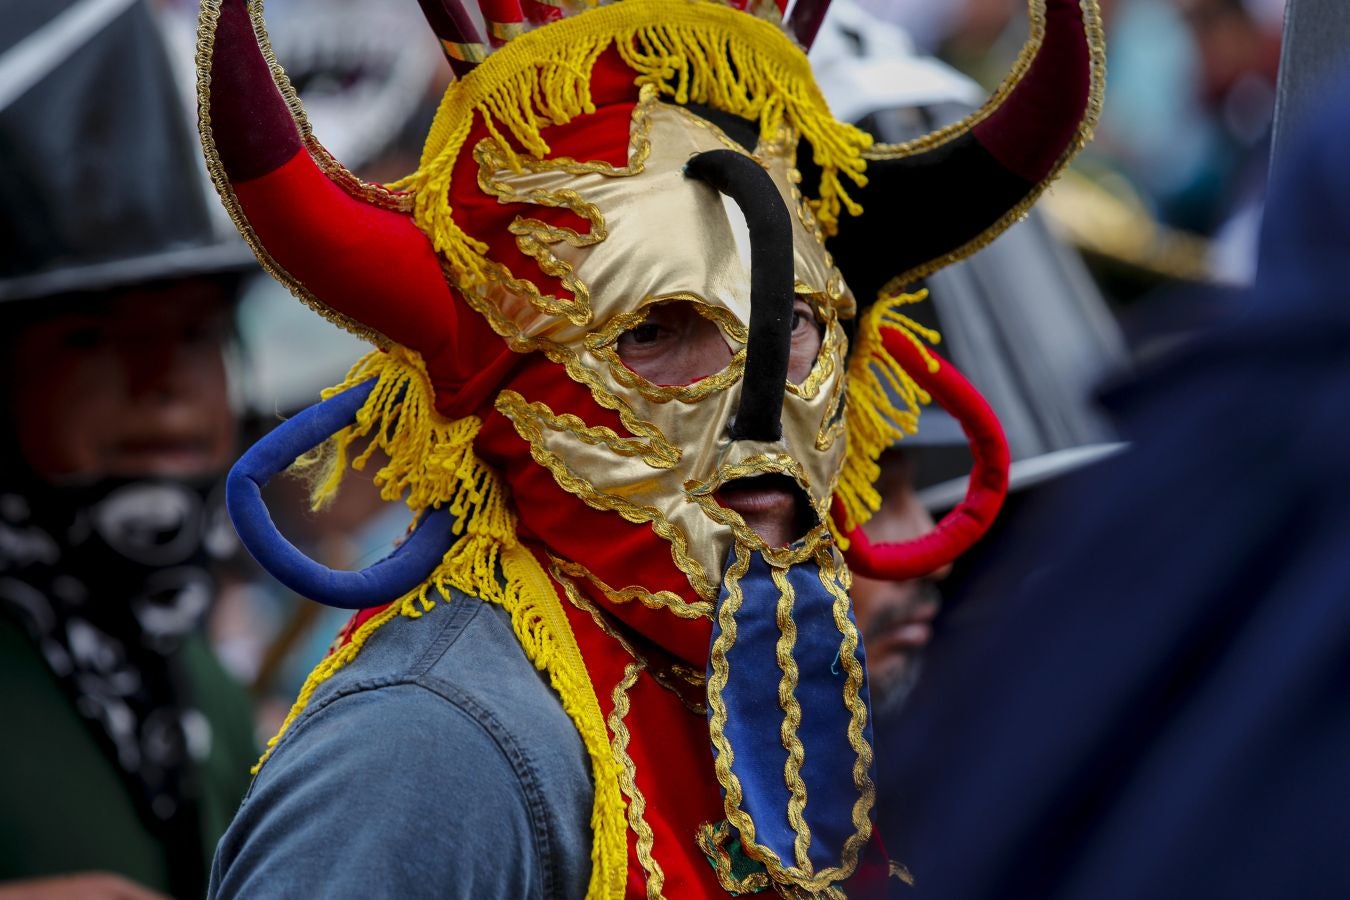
478 86 856 599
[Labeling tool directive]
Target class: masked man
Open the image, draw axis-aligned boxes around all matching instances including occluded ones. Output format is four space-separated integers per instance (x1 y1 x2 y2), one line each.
202 0 1101 895
0 2 258 897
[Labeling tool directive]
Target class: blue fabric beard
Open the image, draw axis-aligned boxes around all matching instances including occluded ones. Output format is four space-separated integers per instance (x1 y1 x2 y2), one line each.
705 544 876 894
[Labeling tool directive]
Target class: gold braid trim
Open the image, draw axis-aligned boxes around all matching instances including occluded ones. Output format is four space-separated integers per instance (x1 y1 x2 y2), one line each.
770 565 812 871
706 547 871 893
396 0 871 306
833 292 941 543
608 663 667 899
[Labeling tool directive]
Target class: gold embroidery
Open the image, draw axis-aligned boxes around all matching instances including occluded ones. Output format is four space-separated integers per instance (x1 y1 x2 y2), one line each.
817 552 877 877
704 545 875 892
585 298 749 405
470 87 657 328
683 454 834 567
814 328 850 452
770 564 812 871
863 0 1107 294
784 294 842 402
696 820 772 894
550 560 708 714
307 136 414 213
705 543 754 865
495 387 722 598
495 390 680 469
550 556 711 620
608 663 667 899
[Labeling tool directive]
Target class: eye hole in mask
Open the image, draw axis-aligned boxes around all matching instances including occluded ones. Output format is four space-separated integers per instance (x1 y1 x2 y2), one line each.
616 297 822 387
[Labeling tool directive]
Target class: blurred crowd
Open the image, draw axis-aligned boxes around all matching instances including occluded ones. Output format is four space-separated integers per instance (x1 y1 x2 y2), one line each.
4 0 1348 897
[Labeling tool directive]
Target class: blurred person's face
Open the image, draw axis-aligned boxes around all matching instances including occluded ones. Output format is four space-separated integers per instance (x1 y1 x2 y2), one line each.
850 449 950 701
7 277 236 481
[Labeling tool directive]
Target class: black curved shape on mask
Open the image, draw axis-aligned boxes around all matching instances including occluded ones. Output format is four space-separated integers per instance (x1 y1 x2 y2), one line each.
684 149 795 442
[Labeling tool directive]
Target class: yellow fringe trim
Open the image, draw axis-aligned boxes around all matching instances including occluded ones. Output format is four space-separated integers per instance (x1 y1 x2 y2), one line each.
833 291 941 544
254 347 628 899
395 0 871 300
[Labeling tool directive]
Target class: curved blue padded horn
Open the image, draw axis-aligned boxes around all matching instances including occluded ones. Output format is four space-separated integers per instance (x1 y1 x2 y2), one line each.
227 380 456 608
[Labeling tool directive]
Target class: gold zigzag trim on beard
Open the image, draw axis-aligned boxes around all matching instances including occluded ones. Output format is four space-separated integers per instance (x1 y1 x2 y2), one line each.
817 546 877 882
697 820 773 894
770 564 812 871
704 544 875 894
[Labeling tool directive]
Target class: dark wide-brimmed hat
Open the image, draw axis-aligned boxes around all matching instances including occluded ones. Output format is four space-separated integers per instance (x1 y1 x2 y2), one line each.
0 0 253 305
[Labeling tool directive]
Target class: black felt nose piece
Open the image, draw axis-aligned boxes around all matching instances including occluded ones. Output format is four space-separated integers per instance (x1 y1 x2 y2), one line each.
684 149 795 442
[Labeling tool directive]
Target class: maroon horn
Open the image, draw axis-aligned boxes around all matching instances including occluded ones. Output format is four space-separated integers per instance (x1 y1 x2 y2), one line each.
198 0 457 358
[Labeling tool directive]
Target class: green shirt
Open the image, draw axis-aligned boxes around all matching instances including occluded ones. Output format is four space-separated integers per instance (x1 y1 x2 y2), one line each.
0 615 256 897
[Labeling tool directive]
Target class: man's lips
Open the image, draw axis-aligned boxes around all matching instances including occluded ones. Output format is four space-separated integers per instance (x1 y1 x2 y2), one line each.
715 483 797 516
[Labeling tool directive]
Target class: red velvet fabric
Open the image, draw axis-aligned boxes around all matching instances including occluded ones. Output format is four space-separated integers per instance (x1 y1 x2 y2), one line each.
971 0 1091 184
209 0 302 181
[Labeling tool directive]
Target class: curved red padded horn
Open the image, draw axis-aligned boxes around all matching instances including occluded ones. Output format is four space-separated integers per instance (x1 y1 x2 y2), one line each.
200 0 456 356
837 330 1010 581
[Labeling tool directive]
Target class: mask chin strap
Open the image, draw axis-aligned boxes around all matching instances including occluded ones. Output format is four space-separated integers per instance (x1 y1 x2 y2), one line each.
226 380 456 609
837 329 1010 580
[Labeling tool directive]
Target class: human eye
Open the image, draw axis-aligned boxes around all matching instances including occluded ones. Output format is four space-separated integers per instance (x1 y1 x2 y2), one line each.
790 299 820 336
622 321 664 346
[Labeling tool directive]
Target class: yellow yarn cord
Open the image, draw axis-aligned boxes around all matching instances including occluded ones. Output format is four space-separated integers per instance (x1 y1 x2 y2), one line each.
254 347 628 899
833 291 941 544
393 0 871 300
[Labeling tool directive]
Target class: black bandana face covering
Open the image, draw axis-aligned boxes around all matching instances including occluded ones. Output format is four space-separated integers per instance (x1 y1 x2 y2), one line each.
0 475 236 870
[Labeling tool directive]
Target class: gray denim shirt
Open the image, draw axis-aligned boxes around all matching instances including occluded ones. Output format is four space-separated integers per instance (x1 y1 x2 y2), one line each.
209 591 594 899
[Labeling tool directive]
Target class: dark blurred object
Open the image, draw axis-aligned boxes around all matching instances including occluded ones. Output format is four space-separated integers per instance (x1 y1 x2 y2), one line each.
875 52 1350 900
0 0 251 303
1267 0 1348 173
